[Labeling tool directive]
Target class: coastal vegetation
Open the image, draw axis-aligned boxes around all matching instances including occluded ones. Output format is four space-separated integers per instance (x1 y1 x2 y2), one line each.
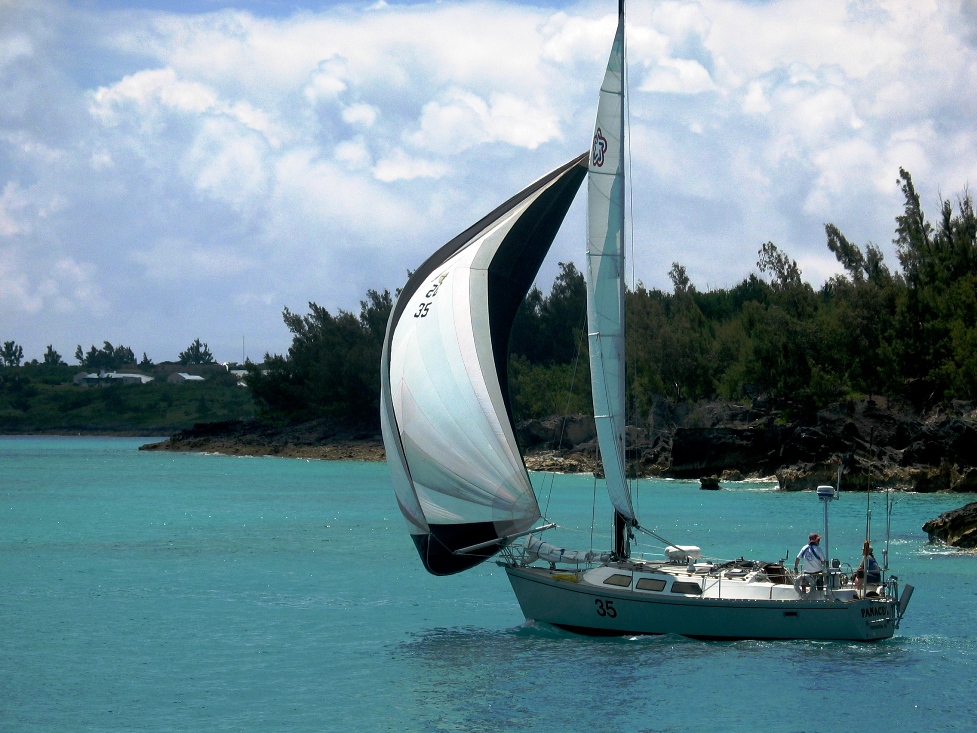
0 339 254 433
0 362 254 433
4 170 976 445
247 169 977 428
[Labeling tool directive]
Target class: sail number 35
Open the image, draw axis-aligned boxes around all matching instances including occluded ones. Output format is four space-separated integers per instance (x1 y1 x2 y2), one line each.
594 599 617 618
414 278 445 318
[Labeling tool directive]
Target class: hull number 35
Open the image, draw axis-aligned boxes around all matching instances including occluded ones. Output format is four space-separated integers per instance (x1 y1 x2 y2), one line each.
595 599 617 618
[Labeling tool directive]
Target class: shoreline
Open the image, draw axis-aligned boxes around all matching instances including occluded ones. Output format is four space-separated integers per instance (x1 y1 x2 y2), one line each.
4 430 171 438
140 435 386 462
78 394 977 493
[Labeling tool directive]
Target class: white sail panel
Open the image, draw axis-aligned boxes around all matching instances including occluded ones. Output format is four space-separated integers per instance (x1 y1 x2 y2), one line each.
381 155 588 575
587 12 635 524
390 230 536 527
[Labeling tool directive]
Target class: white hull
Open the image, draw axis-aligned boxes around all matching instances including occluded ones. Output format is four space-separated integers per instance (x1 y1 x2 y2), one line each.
505 565 898 641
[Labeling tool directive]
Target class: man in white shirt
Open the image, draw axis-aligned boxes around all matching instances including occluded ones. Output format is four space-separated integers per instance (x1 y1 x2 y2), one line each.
794 533 825 575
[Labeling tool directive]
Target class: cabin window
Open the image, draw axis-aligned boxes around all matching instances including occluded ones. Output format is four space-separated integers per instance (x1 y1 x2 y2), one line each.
603 574 632 587
670 581 702 595
636 578 666 592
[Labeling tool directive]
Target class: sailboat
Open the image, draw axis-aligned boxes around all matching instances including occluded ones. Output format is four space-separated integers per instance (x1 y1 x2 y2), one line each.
380 0 913 640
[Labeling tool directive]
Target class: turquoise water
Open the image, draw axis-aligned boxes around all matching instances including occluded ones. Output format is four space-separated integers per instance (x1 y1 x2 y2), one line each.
2 436 976 732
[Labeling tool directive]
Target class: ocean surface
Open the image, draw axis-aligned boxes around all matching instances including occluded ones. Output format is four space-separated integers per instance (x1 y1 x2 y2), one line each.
2 436 975 732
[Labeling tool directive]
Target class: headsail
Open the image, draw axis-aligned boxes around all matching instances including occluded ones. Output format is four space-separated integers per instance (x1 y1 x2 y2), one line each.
586 1 635 530
381 154 588 576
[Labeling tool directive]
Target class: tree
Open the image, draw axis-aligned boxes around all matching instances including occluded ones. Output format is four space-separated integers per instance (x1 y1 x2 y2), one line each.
179 339 215 365
2 341 24 367
75 342 137 370
139 352 154 369
757 241 802 292
538 262 587 365
246 290 393 426
890 170 977 400
668 262 692 294
43 345 65 366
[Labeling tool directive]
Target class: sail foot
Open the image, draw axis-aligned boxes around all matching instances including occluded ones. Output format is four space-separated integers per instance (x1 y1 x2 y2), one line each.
413 522 506 576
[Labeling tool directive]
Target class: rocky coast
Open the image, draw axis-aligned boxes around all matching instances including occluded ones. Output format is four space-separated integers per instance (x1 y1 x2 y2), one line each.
139 419 385 461
141 396 977 494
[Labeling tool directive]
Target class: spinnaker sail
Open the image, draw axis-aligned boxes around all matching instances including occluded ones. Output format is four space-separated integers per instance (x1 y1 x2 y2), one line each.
381 154 588 575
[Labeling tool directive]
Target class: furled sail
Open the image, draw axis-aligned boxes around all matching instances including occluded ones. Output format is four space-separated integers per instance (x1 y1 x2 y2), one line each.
381 154 588 576
586 2 635 527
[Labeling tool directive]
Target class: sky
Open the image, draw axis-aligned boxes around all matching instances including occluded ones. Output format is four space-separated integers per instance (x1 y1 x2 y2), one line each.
3 0 977 364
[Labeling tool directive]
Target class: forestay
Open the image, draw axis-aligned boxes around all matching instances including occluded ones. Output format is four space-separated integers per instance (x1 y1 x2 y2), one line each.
381 155 588 575
586 2 635 525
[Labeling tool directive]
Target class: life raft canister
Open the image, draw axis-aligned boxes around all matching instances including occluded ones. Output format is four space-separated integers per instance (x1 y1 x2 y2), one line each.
793 574 816 596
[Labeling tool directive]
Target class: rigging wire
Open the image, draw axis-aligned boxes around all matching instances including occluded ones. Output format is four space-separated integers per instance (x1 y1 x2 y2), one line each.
635 524 683 554
590 473 599 555
541 307 590 521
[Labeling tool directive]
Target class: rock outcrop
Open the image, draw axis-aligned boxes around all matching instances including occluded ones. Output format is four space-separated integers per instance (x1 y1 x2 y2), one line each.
144 398 977 491
516 397 977 491
139 418 385 461
923 502 977 548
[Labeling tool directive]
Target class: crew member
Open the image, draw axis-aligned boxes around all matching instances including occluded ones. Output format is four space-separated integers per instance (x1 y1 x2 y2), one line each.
794 532 825 576
853 544 882 590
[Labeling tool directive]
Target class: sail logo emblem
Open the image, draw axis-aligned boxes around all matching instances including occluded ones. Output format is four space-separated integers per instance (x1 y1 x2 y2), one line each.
592 128 608 167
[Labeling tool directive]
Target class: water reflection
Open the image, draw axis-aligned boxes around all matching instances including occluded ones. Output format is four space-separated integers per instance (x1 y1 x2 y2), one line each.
390 617 973 733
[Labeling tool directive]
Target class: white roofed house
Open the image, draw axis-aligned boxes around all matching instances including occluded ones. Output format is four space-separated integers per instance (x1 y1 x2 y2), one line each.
108 372 154 385
73 371 153 386
167 372 205 384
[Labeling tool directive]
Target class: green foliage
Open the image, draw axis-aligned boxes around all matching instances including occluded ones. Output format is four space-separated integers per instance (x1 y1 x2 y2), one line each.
43 345 65 366
0 363 254 432
179 339 215 365
75 342 136 370
508 355 592 418
510 262 587 365
246 289 392 426
2 341 24 367
243 168 977 426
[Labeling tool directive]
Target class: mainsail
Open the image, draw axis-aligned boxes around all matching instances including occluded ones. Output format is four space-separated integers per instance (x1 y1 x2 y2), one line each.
587 1 635 532
381 154 588 575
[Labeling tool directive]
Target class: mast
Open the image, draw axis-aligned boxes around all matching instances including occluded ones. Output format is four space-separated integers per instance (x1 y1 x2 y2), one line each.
588 0 635 558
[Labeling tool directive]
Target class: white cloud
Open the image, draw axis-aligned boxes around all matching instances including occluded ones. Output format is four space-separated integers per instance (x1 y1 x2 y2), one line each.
183 117 271 208
334 138 372 169
373 149 447 183
341 103 378 127
303 57 348 104
640 58 716 94
129 238 256 281
3 0 977 361
0 34 33 68
91 68 218 124
411 89 561 154
0 182 30 237
0 249 106 316
541 11 622 64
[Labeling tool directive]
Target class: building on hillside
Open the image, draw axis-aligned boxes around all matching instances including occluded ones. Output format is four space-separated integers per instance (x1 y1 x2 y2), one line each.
167 372 205 384
73 371 154 386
